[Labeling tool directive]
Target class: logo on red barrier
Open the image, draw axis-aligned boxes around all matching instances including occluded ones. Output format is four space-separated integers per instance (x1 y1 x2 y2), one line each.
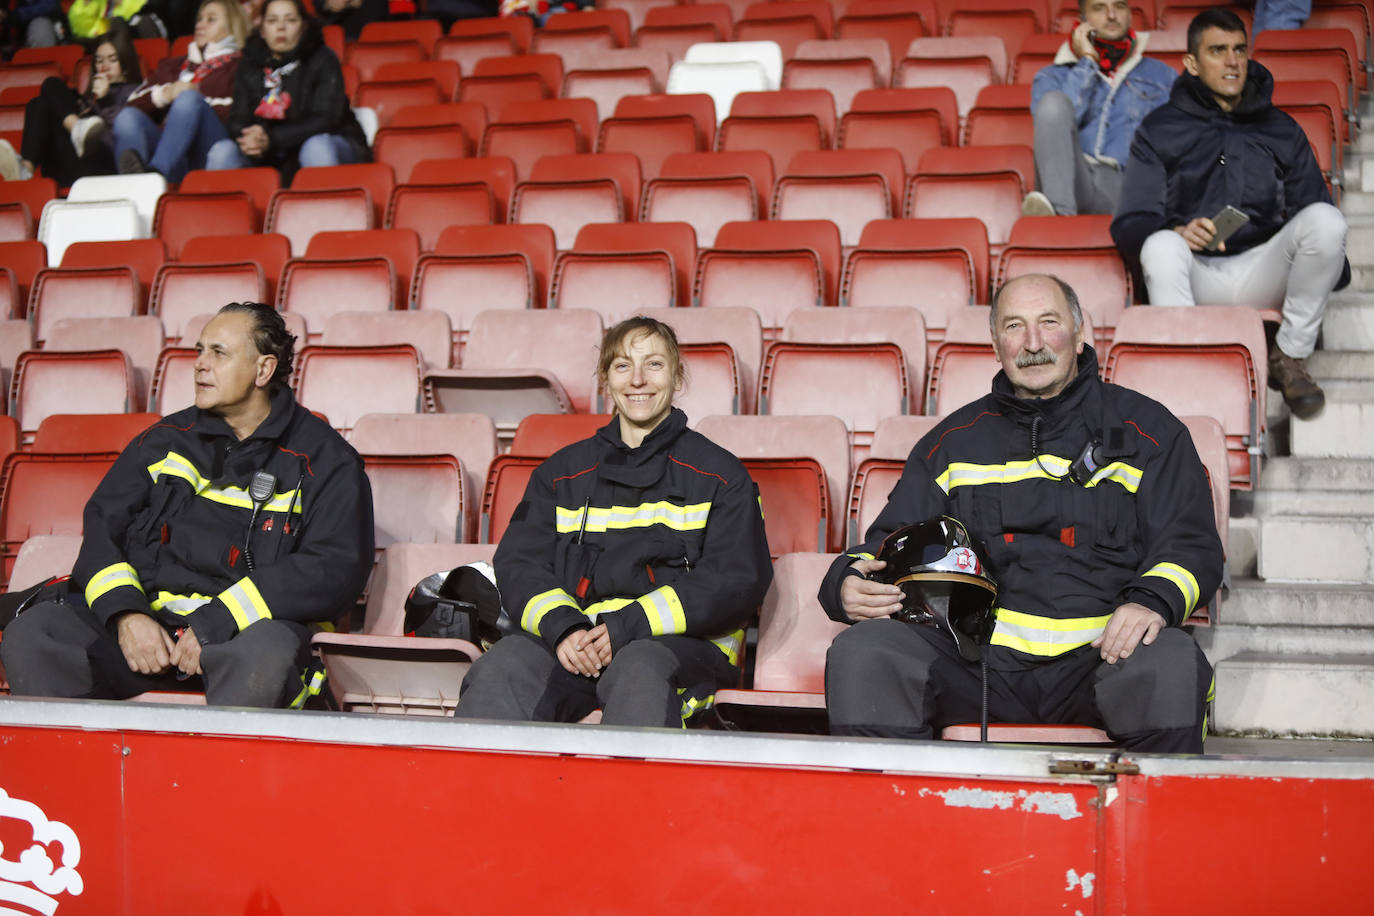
0 786 83 914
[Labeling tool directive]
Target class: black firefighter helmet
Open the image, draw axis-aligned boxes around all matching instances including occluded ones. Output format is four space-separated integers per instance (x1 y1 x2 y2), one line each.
872 516 999 663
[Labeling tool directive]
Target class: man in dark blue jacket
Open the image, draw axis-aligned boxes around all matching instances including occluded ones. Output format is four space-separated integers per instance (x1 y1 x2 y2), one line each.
1 303 374 708
823 275 1222 754
1111 7 1347 420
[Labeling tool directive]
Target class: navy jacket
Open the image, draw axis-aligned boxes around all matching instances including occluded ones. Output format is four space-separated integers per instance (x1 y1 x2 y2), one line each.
1111 59 1348 289
818 348 1223 667
74 385 374 646
494 408 771 669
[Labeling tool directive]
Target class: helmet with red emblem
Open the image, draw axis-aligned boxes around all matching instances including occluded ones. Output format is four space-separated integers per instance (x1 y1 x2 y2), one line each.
871 516 998 662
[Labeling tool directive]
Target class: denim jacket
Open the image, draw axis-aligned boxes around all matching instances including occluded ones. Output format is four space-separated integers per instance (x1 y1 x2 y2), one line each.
1031 32 1177 167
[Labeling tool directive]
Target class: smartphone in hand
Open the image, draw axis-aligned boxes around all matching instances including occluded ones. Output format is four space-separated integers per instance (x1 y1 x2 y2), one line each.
1205 205 1250 252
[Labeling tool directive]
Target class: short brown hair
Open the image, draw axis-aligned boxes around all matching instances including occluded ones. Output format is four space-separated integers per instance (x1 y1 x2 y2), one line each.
596 316 685 399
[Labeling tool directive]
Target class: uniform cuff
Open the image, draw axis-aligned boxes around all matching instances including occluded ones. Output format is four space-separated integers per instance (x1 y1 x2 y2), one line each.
186 601 237 645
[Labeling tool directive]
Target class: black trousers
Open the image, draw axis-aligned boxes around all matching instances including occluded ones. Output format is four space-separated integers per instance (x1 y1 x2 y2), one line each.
1 597 312 708
825 617 1213 753
21 77 111 187
454 631 738 728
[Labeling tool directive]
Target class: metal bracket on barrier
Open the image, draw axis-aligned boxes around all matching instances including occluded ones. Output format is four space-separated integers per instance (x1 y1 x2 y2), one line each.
1049 758 1141 777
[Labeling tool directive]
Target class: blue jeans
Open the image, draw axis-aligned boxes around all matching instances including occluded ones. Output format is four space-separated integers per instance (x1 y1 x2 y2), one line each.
206 133 359 170
113 90 228 183
1253 0 1310 35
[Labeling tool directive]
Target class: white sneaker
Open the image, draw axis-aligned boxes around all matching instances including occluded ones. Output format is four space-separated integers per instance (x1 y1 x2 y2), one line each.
1021 191 1056 217
0 140 20 182
70 115 104 158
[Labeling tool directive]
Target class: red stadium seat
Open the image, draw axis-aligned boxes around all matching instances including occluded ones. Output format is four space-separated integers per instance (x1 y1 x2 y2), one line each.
423 309 603 444
306 228 420 311
783 39 890 116
641 150 773 246
278 257 396 343
896 36 1008 119
843 218 990 341
11 349 137 441
712 551 848 731
0 451 118 585
906 144 1034 246
149 262 267 345
350 412 497 542
265 187 374 257
28 266 140 345
695 414 850 553
772 148 905 245
152 191 257 259
838 86 958 175
509 152 641 248
180 232 289 304
293 344 424 435
1103 305 1267 490
836 0 935 67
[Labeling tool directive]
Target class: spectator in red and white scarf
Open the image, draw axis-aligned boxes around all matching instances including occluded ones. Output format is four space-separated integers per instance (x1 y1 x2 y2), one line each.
113 0 248 181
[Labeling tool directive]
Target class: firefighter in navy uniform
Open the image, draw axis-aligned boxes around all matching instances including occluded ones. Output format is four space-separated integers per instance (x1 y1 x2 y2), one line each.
1 302 374 708
454 317 772 728
821 275 1223 753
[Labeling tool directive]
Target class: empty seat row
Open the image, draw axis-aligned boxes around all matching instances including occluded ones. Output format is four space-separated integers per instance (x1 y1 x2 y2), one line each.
0 302 1267 502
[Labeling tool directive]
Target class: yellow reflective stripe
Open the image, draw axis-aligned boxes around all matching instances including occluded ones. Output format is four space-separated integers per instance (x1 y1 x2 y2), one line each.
680 691 713 724
200 485 303 513
149 591 214 615
289 667 326 709
989 607 1114 656
1143 562 1201 613
583 597 635 617
85 563 144 606
935 457 1144 494
147 451 208 491
1084 461 1143 493
554 501 711 533
709 627 744 667
148 451 303 511
219 577 272 631
846 552 875 561
521 587 579 636
935 457 1072 493
639 585 686 635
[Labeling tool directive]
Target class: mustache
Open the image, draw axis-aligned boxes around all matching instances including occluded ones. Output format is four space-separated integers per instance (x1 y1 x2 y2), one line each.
1015 349 1055 368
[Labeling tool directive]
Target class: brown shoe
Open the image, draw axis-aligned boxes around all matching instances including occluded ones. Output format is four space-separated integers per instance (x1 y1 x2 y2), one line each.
1268 347 1325 420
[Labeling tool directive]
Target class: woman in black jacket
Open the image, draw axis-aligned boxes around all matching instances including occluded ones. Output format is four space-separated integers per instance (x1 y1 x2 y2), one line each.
205 0 367 181
454 317 773 728
0 23 141 185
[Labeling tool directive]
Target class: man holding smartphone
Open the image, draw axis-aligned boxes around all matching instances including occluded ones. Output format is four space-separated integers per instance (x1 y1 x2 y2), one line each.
1111 7 1347 420
1024 0 1176 217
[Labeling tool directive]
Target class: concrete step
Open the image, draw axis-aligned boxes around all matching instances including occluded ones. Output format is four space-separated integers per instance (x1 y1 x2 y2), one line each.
1197 623 1374 661
1346 223 1374 265
1257 515 1374 582
1221 579 1374 627
1261 457 1374 490
1321 298 1374 351
1289 386 1374 458
1251 488 1374 516
1213 652 1374 736
1228 515 1259 579
1309 350 1374 380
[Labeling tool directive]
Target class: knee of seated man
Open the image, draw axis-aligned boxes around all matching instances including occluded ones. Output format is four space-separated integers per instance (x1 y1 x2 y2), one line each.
606 638 678 682
1140 227 1190 261
827 617 937 673
1293 201 1347 246
1033 89 1073 120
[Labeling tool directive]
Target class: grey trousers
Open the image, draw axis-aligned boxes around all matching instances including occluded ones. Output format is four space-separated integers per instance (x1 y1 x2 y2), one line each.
1 598 312 708
1032 90 1124 216
825 617 1213 753
1139 201 1348 357
454 631 738 728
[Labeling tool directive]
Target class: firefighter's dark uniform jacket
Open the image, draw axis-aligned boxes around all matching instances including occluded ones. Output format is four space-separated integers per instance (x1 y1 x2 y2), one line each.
74 384 374 645
819 346 1223 666
494 408 772 668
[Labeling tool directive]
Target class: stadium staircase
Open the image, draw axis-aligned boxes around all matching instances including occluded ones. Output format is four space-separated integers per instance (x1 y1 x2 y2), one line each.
1203 97 1374 737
